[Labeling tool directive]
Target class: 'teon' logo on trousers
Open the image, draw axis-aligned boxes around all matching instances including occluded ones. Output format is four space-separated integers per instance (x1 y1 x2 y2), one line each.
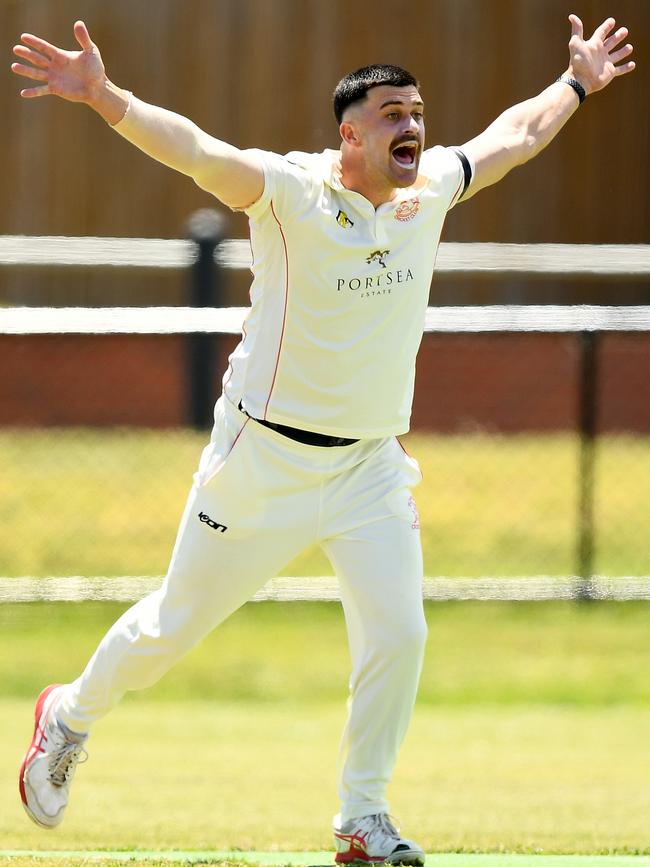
198 512 228 533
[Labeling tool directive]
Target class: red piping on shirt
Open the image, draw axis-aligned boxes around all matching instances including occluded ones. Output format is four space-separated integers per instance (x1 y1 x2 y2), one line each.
229 416 250 456
263 201 289 419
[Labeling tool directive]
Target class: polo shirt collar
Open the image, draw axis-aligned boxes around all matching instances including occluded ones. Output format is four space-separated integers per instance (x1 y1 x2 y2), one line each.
284 148 428 201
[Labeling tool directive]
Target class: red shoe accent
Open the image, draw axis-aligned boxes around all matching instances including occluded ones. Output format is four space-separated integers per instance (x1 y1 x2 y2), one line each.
334 831 368 849
335 848 385 864
19 684 62 806
334 831 385 864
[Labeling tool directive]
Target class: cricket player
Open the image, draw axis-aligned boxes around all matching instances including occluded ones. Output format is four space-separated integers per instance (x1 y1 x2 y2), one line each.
12 14 634 864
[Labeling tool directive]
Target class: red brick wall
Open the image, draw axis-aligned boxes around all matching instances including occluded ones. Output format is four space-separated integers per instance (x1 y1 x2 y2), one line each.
599 334 650 434
412 333 575 433
2 335 189 427
1 332 648 433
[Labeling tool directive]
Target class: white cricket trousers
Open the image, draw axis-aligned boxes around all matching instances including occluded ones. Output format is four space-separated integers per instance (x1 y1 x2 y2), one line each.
57 395 426 822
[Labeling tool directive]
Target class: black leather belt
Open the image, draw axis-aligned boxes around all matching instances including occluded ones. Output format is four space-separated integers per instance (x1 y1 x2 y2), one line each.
238 402 359 447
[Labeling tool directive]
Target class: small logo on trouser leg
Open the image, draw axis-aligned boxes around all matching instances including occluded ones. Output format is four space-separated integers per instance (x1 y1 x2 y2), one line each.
407 496 420 529
198 512 228 533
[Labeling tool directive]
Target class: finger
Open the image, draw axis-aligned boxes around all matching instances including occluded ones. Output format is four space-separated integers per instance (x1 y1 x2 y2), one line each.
595 17 616 42
13 44 49 69
11 61 48 82
614 60 635 76
20 32 56 59
568 14 583 41
609 44 634 65
19 84 51 98
74 20 94 51
604 26 628 52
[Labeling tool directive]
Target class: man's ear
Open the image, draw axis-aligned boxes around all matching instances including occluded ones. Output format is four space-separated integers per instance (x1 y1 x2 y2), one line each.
339 120 361 148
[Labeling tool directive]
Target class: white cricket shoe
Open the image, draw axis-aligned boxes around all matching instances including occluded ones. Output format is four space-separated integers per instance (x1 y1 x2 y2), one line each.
333 812 425 865
19 684 88 828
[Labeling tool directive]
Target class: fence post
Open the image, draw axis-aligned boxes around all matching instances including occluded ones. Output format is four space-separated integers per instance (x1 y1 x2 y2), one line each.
575 329 600 600
185 208 227 429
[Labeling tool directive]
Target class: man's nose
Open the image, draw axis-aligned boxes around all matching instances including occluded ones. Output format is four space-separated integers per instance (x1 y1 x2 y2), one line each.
405 116 420 136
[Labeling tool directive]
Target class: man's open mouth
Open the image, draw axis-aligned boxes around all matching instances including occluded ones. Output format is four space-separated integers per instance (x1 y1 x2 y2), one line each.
391 141 419 169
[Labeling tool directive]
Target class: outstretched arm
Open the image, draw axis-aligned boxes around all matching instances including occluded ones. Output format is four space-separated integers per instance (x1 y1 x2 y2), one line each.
459 15 635 201
11 21 264 210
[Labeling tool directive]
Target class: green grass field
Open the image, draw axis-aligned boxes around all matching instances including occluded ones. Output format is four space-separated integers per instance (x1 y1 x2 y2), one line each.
1 429 649 864
0 430 648 578
2 600 650 863
5 857 650 867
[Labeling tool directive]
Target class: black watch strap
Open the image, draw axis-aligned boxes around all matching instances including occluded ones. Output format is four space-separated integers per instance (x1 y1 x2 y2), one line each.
556 75 586 104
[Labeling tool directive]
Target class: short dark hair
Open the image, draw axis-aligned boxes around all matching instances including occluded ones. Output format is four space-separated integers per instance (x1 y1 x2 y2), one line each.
333 64 420 124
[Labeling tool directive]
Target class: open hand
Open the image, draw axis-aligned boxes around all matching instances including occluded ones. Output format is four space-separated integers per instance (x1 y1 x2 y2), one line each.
567 15 635 95
11 20 105 102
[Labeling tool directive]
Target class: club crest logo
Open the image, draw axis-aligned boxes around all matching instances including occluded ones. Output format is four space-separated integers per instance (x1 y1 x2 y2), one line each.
365 249 390 269
394 197 421 222
336 209 354 228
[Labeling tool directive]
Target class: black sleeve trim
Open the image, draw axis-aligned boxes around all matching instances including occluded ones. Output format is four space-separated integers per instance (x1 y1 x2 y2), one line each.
450 147 472 200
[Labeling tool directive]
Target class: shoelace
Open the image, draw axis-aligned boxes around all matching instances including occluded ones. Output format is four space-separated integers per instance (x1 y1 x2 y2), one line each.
375 813 401 839
359 813 402 846
48 740 88 787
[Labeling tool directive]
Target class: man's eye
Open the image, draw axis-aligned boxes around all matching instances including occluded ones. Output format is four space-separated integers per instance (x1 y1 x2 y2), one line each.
386 112 398 120
413 112 424 121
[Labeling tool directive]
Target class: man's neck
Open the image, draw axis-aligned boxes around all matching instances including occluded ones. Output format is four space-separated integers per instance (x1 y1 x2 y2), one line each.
341 176 398 209
339 151 397 209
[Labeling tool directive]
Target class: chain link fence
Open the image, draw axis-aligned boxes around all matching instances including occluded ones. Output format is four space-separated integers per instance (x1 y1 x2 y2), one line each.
1 235 649 593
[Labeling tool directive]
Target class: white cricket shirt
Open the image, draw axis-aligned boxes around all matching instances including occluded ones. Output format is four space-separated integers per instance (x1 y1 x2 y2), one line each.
224 145 472 439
